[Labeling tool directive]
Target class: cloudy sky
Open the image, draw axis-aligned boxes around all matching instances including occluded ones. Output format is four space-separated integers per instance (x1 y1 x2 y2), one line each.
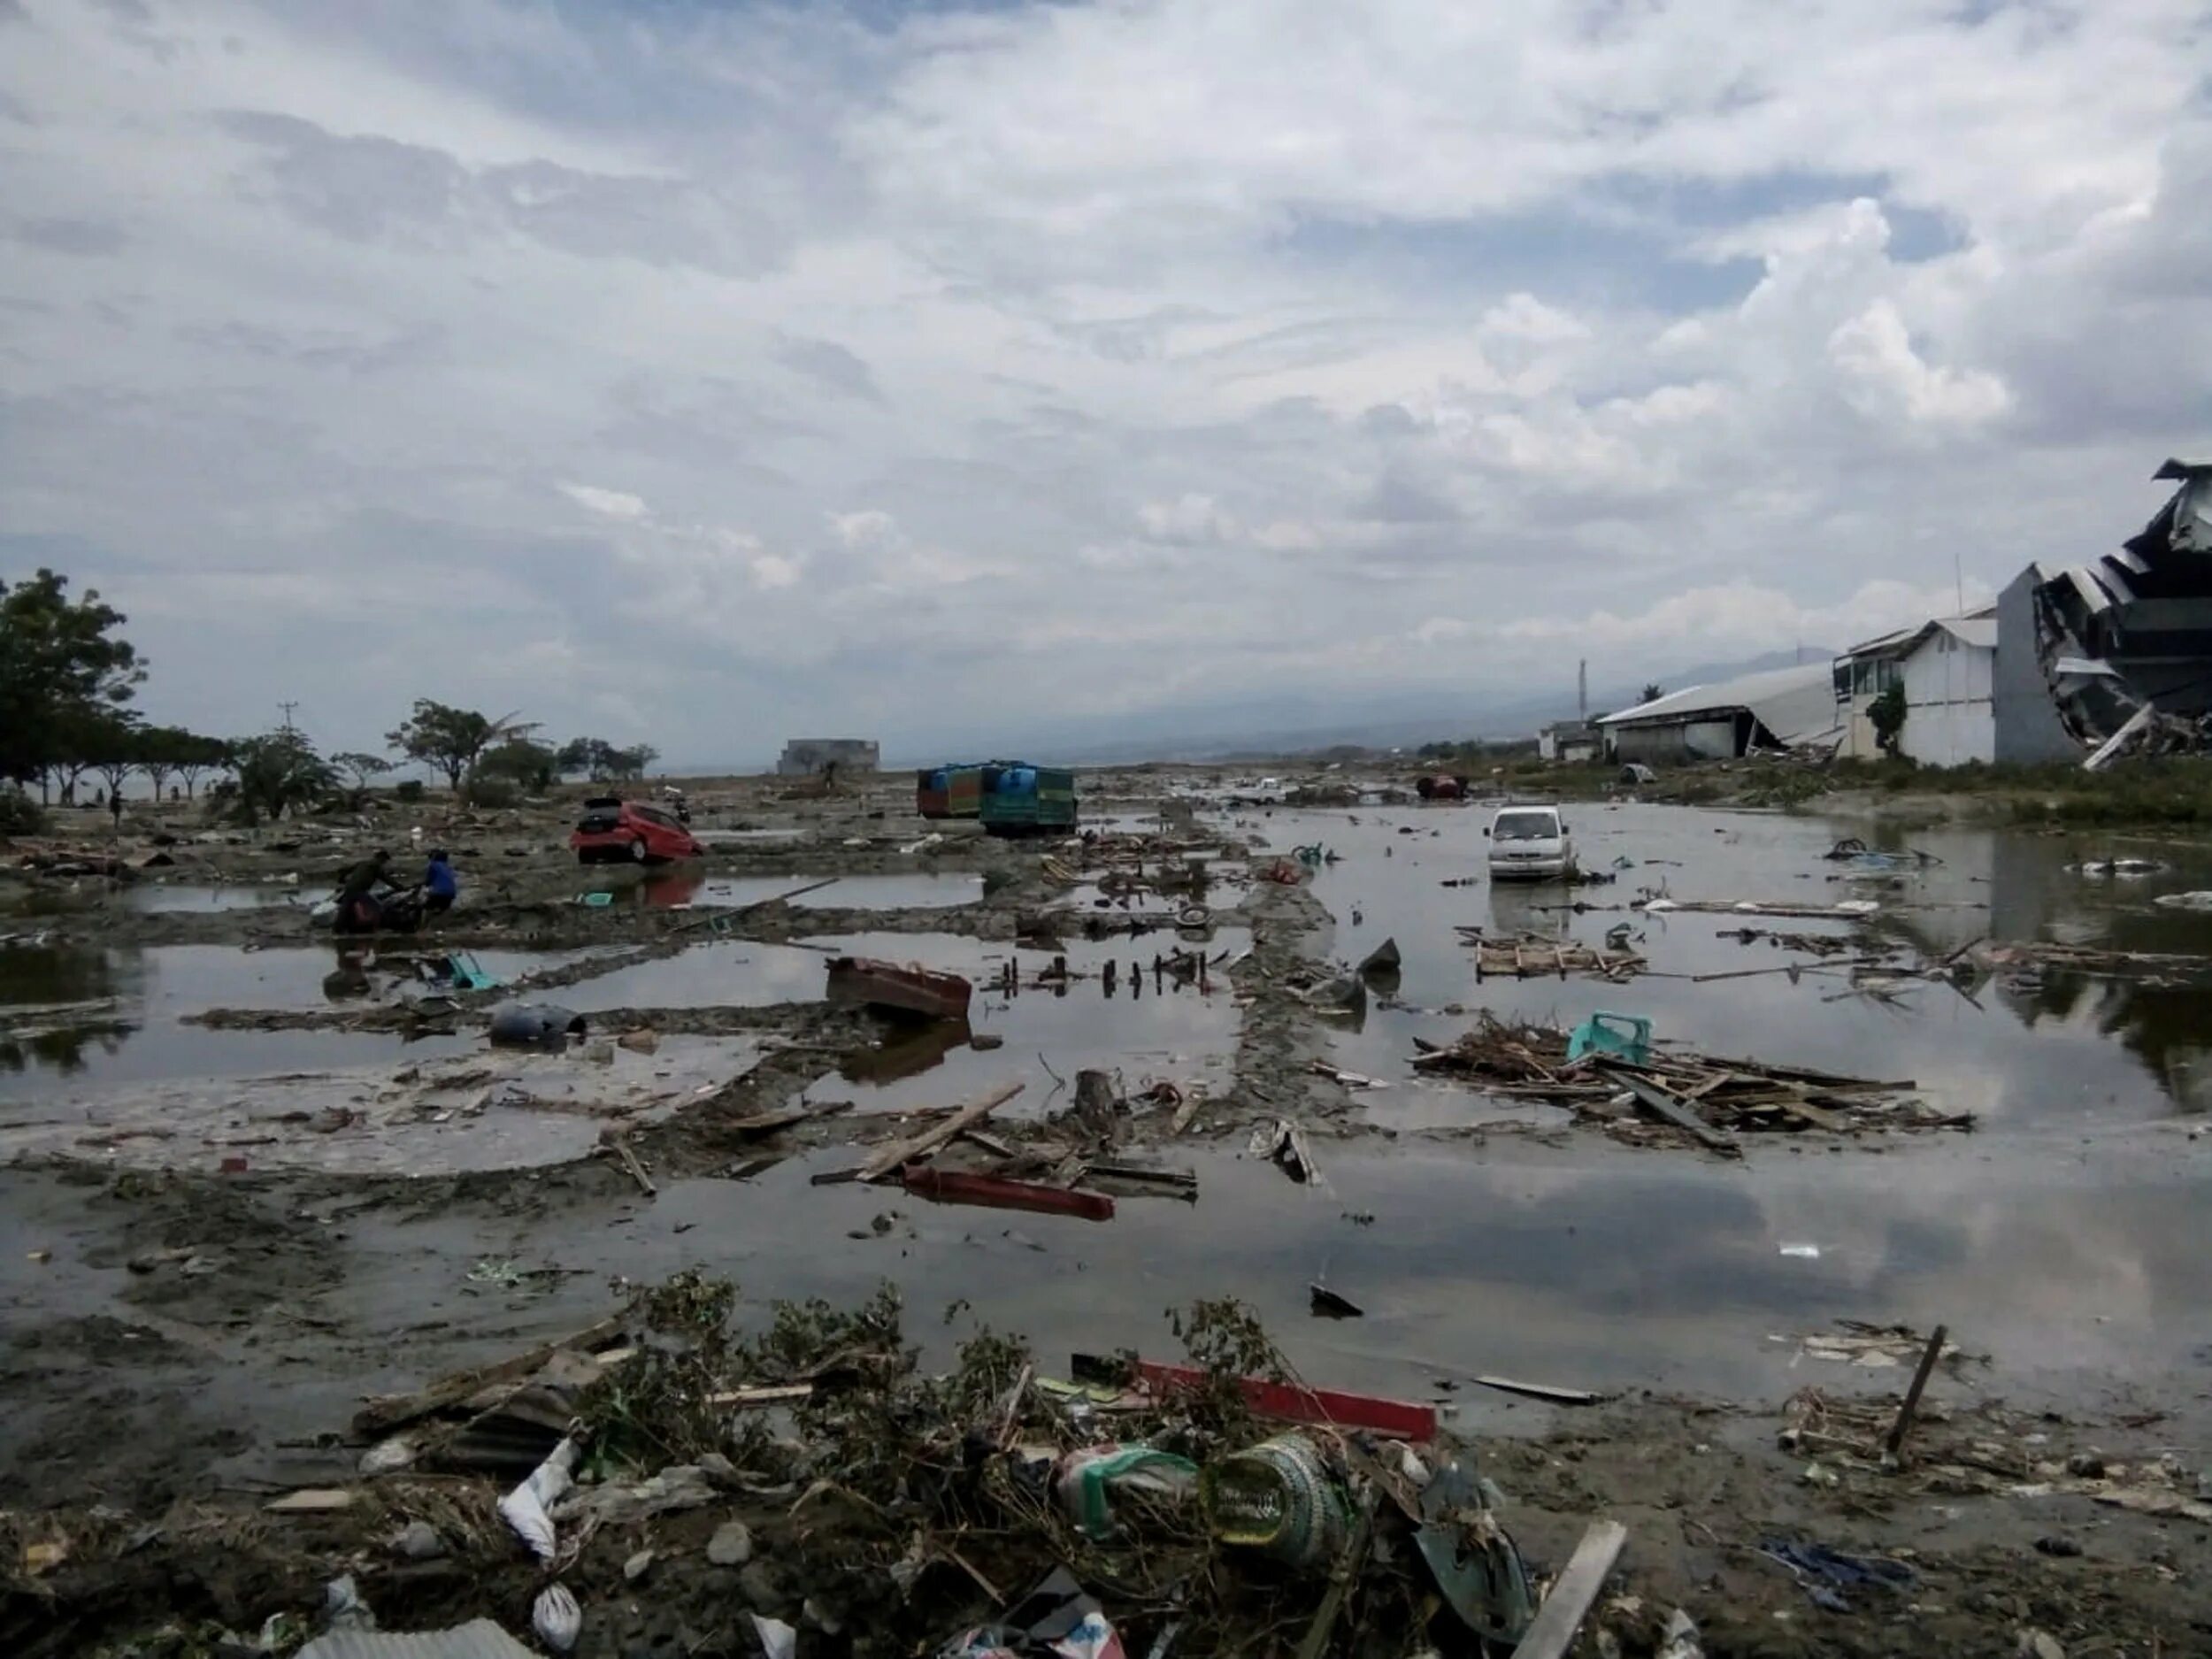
2 0 2206 763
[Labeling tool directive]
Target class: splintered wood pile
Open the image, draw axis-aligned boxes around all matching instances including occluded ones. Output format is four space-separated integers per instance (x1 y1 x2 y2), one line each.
1409 1014 1970 1150
1454 928 1646 981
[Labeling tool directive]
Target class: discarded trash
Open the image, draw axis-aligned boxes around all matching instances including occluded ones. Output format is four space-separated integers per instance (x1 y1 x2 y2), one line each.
1201 1434 1350 1565
1565 1011 1652 1066
1414 1456 1534 1643
826 955 974 1020
751 1615 798 1659
1248 1118 1326 1188
532 1585 581 1653
1656 1609 1704 1659
1309 1283 1363 1319
1755 1538 1914 1612
1056 1444 1199 1541
498 1435 577 1561
1357 936 1402 982
940 1568 1124 1659
487 1004 585 1051
903 1165 1116 1222
297 1623 536 1659
2154 890 2212 910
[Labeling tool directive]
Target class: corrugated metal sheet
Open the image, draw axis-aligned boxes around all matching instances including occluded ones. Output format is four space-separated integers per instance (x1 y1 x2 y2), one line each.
1597 664 1838 746
1936 616 1996 650
297 1624 534 1659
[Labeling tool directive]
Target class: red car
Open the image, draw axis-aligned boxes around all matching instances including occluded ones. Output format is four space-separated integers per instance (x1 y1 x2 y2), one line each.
570 796 703 865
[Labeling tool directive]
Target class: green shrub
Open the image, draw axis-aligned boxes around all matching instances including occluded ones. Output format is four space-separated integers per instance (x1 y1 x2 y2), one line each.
0 790 48 835
395 779 426 803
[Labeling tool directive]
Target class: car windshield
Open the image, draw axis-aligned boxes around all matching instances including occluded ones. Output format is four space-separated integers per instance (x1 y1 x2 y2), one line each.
1494 810 1559 841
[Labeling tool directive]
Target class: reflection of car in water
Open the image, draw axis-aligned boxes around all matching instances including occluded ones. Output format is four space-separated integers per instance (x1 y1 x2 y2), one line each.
570 796 704 865
1486 803 1572 882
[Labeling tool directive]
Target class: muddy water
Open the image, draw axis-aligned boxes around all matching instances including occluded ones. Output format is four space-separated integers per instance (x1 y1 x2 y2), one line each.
0 941 572 1100
548 927 1244 1118
1247 803 2212 1125
125 884 310 913
800 930 1248 1119
595 869 986 910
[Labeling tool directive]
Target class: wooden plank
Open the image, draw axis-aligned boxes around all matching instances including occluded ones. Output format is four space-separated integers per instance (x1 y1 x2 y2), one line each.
1474 1374 1602 1407
1509 1519 1629 1659
900 1164 1116 1221
1778 1094 1847 1133
352 1312 623 1436
706 1383 815 1409
1604 1069 1740 1156
1884 1322 1948 1461
858 1082 1024 1181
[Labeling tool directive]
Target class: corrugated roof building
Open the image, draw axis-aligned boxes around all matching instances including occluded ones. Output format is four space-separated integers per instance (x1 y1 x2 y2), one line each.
1594 664 1841 764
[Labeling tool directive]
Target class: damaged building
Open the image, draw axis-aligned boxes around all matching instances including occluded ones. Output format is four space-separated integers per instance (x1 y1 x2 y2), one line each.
1596 664 1843 764
1995 459 2212 764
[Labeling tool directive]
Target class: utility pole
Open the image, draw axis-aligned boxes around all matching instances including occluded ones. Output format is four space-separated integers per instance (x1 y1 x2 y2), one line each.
1578 658 1587 720
278 700 301 733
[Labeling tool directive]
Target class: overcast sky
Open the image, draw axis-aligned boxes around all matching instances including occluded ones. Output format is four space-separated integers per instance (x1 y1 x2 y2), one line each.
2 0 2206 763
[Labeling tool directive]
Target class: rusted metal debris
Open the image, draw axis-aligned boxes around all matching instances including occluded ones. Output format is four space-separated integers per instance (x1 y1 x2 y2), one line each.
825 955 973 1021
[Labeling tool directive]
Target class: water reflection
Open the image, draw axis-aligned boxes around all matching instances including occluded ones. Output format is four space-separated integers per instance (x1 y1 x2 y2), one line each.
1249 803 2212 1119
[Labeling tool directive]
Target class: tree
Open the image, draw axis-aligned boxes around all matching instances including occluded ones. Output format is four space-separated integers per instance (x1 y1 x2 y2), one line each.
1870 681 1909 757
169 733 230 799
81 711 144 807
387 701 536 794
228 730 336 826
334 751 395 793
557 737 657 783
1640 682 1665 704
478 737 557 793
136 725 220 802
0 569 145 792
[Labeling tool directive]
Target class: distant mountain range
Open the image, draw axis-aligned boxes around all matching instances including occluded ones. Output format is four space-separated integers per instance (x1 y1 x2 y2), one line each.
888 649 1833 767
669 648 1833 773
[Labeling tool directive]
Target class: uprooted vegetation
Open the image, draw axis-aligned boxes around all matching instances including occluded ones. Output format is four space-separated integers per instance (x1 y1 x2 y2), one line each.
10 1277 1549 1659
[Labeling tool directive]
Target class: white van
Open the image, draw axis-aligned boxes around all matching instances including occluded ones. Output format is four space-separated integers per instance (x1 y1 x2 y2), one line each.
1486 803 1573 881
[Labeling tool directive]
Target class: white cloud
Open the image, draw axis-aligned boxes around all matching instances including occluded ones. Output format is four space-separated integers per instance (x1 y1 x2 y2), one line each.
1828 301 2010 426
0 0 2204 758
560 482 649 520
749 553 800 590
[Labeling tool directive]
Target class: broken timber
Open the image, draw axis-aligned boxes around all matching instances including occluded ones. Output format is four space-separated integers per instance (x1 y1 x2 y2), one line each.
1601 1067 1740 1156
858 1082 1025 1181
1509 1519 1629 1659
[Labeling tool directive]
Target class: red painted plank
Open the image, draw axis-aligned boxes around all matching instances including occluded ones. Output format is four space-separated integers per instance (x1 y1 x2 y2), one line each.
1130 1359 1436 1441
900 1164 1116 1221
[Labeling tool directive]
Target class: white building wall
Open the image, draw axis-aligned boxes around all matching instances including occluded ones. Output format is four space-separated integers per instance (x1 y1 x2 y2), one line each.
1898 634 1995 766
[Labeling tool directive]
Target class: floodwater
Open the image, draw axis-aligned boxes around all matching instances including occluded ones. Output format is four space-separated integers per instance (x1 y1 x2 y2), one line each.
8 800 2212 1442
603 869 986 910
545 927 1244 1117
800 928 1248 1119
126 883 309 914
0 941 569 1100
1242 802 2212 1126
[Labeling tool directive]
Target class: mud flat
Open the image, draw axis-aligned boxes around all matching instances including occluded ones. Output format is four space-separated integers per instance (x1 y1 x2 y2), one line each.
2 767 2208 1655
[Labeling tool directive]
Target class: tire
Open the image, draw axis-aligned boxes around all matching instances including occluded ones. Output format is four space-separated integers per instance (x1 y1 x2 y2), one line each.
628 837 648 863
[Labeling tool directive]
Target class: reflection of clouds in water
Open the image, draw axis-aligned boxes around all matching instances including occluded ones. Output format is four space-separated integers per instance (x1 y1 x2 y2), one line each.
1265 802 2207 1119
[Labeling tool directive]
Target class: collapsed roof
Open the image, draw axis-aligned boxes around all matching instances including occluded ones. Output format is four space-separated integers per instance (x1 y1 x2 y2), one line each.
2033 459 2212 748
1596 663 1841 750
